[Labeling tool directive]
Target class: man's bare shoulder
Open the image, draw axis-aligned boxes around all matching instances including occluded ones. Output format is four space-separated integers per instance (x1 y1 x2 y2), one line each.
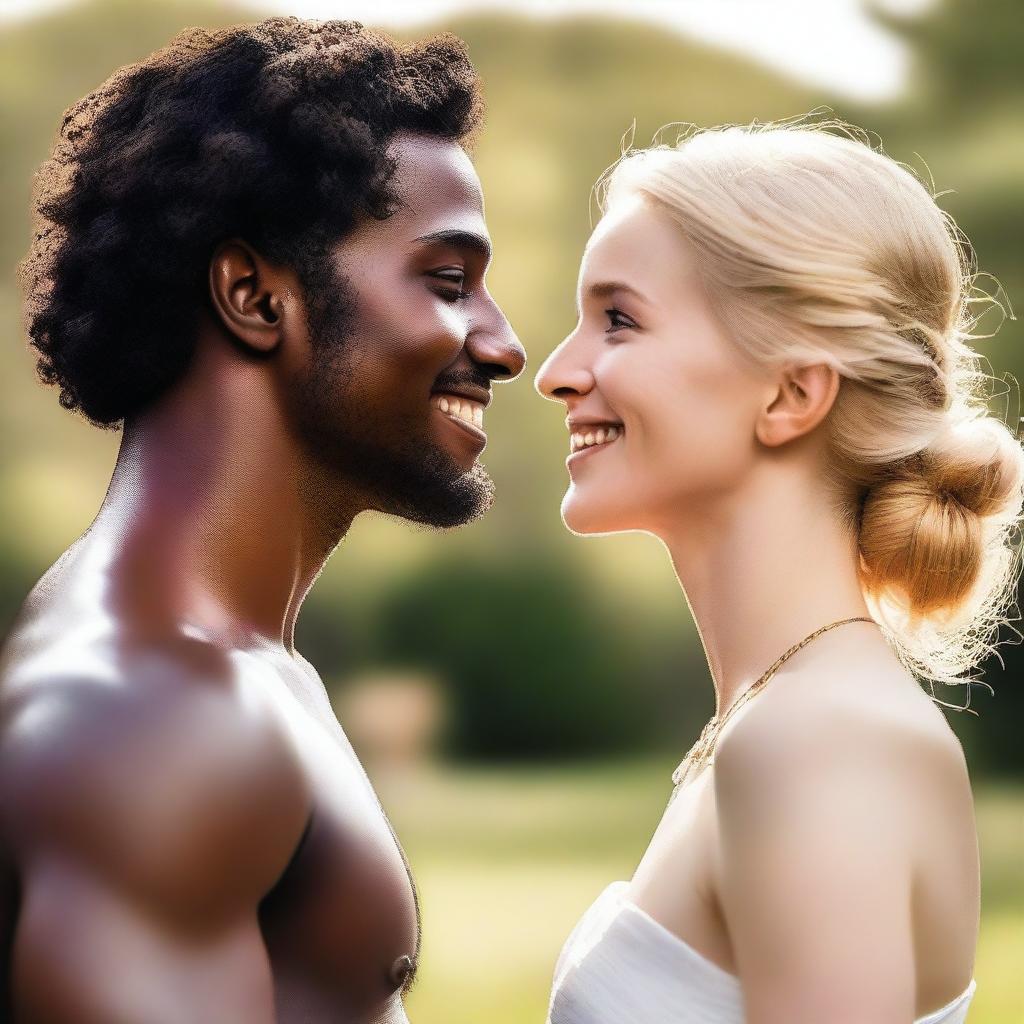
0 630 311 919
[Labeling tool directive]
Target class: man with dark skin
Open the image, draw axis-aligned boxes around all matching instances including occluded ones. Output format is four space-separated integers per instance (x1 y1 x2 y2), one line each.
0 18 524 1023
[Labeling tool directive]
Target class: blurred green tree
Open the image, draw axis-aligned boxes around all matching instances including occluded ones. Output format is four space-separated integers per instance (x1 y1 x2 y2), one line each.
353 552 691 759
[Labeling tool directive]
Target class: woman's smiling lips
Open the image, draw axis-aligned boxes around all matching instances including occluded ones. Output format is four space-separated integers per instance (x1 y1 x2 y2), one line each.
565 420 624 471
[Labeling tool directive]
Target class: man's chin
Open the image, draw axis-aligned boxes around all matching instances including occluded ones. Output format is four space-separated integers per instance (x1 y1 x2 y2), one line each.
378 461 495 529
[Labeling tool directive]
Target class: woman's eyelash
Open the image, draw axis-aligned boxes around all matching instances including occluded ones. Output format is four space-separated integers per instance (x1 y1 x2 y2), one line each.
605 307 635 331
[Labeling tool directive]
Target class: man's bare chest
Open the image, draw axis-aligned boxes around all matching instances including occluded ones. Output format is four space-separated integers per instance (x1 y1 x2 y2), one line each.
241 654 420 1019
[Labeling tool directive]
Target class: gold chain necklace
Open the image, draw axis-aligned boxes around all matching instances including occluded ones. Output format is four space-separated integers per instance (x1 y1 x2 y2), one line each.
670 616 879 790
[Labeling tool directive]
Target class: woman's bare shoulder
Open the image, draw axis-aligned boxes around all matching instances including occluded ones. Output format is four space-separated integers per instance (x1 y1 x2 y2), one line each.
721 648 965 765
712 655 972 846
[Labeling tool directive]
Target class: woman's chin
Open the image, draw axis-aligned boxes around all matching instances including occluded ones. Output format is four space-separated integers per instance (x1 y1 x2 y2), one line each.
561 494 633 536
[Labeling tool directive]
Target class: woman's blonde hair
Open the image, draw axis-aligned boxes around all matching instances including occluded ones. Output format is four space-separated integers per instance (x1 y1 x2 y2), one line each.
598 115 1024 697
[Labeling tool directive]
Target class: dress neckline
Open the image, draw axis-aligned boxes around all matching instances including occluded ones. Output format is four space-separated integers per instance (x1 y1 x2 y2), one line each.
604 881 976 1024
608 881 737 983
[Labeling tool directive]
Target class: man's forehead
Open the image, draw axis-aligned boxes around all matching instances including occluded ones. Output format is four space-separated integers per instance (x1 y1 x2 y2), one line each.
388 133 484 220
334 133 488 255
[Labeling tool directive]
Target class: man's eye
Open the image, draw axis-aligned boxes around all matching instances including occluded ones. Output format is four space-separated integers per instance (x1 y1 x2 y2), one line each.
605 307 636 332
430 269 471 302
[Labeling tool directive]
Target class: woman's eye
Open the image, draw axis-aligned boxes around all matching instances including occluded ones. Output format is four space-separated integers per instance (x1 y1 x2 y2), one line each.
605 307 636 332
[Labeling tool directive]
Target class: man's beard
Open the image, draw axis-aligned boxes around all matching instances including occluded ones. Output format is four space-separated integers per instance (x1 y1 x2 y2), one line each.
290 271 495 530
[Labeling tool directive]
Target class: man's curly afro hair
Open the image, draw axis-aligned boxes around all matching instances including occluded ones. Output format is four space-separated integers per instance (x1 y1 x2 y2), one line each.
19 17 483 428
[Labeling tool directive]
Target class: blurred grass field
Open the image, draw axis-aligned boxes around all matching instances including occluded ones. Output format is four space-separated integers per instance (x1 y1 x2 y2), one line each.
374 758 1024 1024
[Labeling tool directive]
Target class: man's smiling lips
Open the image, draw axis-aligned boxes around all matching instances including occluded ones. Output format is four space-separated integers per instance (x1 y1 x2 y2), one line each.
431 390 488 454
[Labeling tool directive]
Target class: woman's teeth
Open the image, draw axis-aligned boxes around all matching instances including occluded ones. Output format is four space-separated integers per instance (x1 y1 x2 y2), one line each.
432 393 484 429
570 425 623 452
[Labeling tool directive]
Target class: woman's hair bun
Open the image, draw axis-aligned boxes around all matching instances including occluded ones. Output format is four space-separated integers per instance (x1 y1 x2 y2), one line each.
922 414 1023 519
858 413 1024 618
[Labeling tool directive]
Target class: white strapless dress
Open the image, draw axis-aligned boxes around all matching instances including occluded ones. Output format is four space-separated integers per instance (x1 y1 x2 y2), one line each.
547 881 976 1024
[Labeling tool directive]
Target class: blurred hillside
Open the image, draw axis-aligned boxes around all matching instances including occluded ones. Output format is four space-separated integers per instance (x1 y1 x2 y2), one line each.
1 0 1022 772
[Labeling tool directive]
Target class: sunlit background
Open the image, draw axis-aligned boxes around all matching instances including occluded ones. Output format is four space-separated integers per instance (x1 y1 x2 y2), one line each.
0 0 1021 1021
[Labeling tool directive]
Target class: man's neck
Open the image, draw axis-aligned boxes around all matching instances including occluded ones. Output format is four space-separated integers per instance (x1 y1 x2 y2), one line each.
90 350 358 657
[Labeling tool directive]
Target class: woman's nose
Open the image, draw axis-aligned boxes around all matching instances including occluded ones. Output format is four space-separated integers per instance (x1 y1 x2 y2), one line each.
534 340 593 402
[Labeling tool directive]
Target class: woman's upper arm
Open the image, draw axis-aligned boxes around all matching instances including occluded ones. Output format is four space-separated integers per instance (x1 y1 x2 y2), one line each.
713 701 919 1024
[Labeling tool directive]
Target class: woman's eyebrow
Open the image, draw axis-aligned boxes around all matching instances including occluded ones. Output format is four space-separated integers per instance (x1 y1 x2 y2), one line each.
413 229 492 265
576 280 652 317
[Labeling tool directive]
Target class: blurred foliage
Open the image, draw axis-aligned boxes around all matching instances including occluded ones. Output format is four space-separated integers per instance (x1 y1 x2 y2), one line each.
1 0 1022 775
871 0 1023 115
302 544 710 759
370 554 652 758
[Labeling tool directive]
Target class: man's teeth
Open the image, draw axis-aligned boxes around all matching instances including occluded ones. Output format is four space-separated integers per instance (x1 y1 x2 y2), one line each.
432 393 484 429
570 425 623 452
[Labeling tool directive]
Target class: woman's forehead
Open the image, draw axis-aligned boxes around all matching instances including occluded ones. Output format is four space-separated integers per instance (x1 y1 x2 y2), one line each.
580 197 698 295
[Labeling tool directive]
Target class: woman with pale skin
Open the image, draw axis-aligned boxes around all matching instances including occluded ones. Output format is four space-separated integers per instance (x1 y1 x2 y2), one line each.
534 120 1024 1024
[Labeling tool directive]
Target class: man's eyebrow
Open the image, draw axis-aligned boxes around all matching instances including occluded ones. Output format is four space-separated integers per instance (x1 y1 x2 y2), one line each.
413 229 492 263
576 280 651 316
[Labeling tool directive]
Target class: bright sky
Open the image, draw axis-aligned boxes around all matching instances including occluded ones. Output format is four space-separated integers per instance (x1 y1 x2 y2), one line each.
0 0 935 102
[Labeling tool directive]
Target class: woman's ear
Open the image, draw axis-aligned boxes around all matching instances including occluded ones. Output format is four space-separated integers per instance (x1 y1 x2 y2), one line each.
755 362 840 447
208 239 291 354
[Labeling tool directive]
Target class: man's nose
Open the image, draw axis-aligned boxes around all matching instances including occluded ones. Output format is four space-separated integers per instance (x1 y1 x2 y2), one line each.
467 305 527 382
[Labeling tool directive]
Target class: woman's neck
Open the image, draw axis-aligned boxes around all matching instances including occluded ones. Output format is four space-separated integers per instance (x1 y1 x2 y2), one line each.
658 457 874 715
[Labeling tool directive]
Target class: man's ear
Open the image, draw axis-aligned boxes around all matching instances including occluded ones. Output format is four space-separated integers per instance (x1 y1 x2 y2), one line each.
755 362 840 448
208 239 291 354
